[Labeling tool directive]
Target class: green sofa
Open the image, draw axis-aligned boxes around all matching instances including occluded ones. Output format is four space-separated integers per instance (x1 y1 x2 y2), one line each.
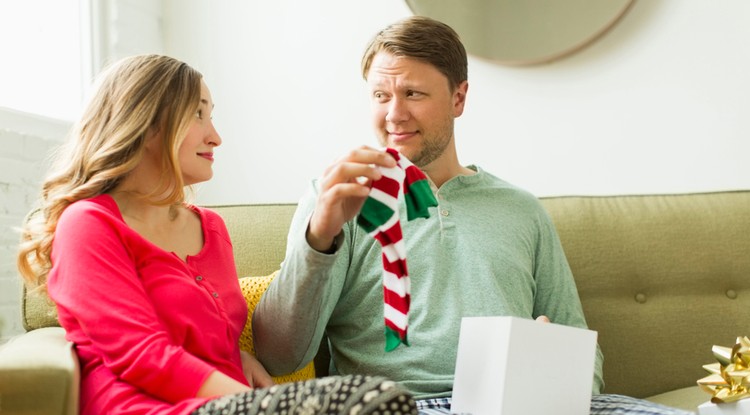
2 190 750 414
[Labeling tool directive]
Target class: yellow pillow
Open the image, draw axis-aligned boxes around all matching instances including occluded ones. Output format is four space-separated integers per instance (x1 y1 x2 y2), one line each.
239 271 316 383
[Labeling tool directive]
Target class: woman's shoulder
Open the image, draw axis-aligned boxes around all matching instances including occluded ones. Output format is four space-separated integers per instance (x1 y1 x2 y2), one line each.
59 194 122 224
53 195 128 251
187 204 223 225
187 204 230 240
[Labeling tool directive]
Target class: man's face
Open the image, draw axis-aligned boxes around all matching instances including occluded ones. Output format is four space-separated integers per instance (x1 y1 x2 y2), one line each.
366 52 467 169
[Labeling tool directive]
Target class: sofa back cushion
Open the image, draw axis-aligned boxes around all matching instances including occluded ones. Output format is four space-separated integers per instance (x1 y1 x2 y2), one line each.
208 204 297 277
22 287 60 330
541 191 750 398
21 193 750 400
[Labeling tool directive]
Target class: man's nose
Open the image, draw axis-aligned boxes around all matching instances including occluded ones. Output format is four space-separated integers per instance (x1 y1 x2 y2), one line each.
385 98 409 123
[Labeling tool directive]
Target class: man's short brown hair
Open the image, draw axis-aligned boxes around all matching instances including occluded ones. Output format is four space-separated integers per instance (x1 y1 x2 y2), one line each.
361 16 468 90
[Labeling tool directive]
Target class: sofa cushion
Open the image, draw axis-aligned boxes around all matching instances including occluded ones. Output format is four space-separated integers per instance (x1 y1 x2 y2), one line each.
239 272 316 383
645 385 708 412
540 191 750 398
209 204 297 277
22 285 59 331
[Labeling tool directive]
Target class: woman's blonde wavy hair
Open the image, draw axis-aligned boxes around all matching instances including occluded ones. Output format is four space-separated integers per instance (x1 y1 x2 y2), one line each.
17 54 203 292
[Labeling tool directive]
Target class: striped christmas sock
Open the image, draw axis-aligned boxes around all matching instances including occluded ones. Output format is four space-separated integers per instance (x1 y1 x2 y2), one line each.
356 148 438 352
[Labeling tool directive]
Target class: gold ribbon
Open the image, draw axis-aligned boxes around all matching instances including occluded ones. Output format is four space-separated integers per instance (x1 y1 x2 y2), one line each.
698 336 750 403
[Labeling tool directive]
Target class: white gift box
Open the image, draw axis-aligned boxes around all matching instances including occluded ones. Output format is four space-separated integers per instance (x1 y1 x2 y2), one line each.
698 399 750 415
451 316 598 415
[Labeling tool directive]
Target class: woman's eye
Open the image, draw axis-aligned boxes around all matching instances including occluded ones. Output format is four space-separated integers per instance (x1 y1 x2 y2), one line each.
196 109 203 119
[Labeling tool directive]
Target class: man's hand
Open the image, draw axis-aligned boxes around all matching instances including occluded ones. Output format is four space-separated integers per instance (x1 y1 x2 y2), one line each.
240 351 274 388
307 146 397 252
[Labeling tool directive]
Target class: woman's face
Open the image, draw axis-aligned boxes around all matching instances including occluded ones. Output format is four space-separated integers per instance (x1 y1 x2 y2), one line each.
178 79 222 185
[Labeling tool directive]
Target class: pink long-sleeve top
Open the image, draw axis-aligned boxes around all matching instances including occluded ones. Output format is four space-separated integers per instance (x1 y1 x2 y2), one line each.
47 194 249 415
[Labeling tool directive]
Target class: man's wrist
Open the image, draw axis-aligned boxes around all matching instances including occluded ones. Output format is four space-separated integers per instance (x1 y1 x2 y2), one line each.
306 224 341 254
317 236 338 254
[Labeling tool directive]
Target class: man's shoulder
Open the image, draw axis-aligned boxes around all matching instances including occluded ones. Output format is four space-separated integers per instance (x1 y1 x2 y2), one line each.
472 167 542 204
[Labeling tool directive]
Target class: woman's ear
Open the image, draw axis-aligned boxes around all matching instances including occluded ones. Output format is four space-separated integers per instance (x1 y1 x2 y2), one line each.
143 124 161 152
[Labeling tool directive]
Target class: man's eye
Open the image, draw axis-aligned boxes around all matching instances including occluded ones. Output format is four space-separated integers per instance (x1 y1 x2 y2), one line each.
373 92 388 102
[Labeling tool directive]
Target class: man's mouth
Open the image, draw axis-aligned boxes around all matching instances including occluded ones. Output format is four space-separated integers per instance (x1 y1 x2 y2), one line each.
388 131 417 142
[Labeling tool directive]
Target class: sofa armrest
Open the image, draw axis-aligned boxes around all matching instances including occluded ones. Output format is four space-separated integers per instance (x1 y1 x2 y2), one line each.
0 327 79 415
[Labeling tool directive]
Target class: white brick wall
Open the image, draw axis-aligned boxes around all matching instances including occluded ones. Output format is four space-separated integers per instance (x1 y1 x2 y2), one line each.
0 126 61 342
0 0 164 342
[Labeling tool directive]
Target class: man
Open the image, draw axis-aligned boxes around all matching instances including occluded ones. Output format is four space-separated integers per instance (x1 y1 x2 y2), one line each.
253 15 691 415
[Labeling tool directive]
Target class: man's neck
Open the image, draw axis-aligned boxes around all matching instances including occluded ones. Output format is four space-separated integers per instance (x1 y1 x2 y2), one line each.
423 162 475 189
413 142 476 188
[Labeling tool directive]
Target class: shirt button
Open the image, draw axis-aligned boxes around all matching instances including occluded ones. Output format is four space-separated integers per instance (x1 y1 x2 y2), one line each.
212 292 219 298
440 209 449 217
634 293 647 304
726 289 738 300
196 276 203 281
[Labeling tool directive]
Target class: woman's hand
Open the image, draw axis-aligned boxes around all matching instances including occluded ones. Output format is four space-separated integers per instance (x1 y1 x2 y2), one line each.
241 351 275 388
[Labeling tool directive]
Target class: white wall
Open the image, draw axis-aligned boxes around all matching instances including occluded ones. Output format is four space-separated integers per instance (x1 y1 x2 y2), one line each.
0 109 69 341
163 0 414 204
162 0 750 205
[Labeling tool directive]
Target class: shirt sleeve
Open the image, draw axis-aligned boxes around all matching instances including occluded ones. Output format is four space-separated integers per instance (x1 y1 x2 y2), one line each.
531 206 605 394
252 180 348 375
48 202 217 403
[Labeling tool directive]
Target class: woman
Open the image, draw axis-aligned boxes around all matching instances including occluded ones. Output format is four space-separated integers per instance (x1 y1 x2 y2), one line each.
17 54 416 415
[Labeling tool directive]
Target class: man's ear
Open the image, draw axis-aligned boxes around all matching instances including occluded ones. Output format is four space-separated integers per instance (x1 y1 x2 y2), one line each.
453 80 469 117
